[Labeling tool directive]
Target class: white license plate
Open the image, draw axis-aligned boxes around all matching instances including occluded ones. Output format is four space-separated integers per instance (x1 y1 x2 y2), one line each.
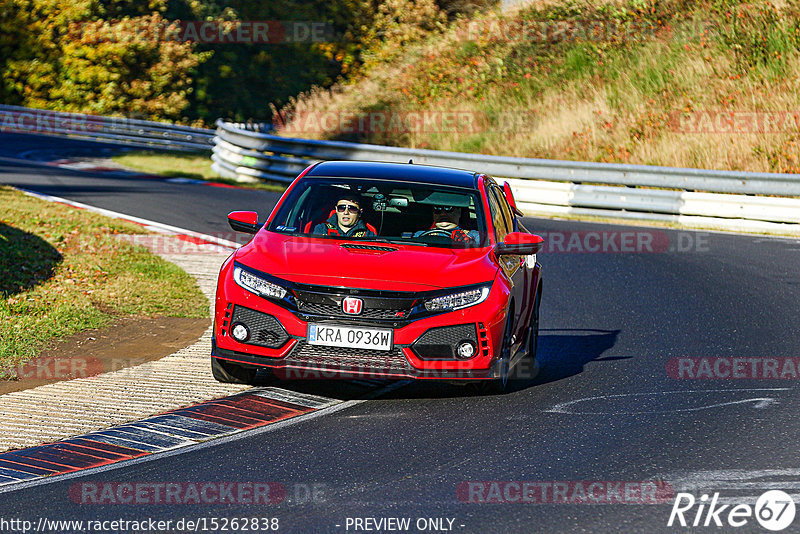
307 324 393 351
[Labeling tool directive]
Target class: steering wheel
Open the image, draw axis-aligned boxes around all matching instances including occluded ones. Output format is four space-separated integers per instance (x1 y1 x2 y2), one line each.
416 228 453 238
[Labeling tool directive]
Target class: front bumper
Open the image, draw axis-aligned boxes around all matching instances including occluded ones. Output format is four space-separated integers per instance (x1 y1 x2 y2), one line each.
213 259 511 381
212 338 504 380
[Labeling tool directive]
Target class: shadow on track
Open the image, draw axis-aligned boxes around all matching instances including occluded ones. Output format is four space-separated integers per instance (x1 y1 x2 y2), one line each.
248 328 622 400
530 328 623 386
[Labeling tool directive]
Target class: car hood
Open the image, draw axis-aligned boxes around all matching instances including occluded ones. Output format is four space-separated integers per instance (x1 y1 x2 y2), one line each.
234 232 497 291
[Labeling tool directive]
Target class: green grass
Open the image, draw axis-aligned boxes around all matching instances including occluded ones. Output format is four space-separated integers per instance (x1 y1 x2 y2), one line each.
563 46 597 81
113 150 218 181
0 186 209 374
113 150 286 191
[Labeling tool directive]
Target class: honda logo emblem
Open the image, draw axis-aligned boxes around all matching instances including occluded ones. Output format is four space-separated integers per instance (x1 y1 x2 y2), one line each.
342 296 363 315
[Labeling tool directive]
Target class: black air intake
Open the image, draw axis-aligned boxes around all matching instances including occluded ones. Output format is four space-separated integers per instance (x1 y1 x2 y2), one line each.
231 306 290 348
411 324 478 360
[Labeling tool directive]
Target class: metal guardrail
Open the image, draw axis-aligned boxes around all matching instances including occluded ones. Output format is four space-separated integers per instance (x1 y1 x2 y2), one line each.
4 106 795 233
212 120 800 234
0 104 214 151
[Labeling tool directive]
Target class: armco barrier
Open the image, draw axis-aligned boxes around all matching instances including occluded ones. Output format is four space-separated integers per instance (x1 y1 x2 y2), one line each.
0 104 214 151
3 106 797 234
212 120 800 234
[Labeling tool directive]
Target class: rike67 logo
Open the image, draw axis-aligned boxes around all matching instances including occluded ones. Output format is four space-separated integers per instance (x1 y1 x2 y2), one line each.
668 491 796 531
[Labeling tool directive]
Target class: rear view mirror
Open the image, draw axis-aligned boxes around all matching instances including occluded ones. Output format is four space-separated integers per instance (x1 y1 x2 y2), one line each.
228 211 262 234
495 232 543 256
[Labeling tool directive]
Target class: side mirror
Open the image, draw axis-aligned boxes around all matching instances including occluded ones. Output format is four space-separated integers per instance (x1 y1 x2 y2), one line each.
495 232 543 256
503 182 524 216
228 211 262 234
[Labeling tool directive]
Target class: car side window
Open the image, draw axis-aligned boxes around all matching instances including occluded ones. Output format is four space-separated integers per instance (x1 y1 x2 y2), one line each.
492 186 517 234
486 186 511 243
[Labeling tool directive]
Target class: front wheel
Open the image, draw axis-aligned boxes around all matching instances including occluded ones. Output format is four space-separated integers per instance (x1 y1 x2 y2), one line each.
518 287 542 383
211 357 258 384
528 287 541 363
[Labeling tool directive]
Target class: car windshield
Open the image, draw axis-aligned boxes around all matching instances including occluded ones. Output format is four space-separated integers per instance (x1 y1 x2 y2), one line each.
268 177 488 248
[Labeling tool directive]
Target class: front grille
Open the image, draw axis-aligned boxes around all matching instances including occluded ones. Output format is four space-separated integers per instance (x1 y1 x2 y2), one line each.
297 302 405 320
411 323 478 360
293 284 417 323
285 342 411 374
231 306 290 348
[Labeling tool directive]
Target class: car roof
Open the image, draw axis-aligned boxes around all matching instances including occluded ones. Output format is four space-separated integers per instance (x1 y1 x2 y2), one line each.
304 160 481 189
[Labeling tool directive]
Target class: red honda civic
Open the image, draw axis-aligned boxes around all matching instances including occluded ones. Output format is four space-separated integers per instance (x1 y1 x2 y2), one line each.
212 160 543 392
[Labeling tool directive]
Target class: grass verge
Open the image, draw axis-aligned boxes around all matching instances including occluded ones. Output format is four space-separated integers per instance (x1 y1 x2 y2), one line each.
112 150 285 191
0 186 209 374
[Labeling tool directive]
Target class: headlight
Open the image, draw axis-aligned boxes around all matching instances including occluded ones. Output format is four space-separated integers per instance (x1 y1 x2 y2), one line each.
424 285 490 311
233 266 287 299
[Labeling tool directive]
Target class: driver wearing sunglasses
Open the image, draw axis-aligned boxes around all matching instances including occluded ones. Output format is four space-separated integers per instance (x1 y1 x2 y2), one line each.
312 194 376 238
414 205 479 243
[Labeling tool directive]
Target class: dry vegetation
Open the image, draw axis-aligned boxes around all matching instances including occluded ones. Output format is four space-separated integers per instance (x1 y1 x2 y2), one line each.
277 0 800 173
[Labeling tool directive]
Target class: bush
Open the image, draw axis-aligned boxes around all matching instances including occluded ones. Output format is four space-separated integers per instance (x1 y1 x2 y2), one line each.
711 0 800 75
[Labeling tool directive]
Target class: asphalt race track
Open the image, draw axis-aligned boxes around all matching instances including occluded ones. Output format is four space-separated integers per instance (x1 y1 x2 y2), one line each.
1 132 800 533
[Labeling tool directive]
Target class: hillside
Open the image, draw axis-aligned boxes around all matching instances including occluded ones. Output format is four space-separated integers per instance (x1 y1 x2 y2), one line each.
278 0 800 174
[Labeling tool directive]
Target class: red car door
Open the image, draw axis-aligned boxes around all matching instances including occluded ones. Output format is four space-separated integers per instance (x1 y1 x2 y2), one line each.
486 182 532 360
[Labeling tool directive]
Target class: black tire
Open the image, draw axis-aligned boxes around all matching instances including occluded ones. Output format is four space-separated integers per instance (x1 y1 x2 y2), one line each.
211 357 258 384
528 285 541 362
517 285 541 383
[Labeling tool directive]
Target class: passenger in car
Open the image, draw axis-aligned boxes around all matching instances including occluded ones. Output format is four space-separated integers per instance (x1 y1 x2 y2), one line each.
414 205 479 243
312 194 377 238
